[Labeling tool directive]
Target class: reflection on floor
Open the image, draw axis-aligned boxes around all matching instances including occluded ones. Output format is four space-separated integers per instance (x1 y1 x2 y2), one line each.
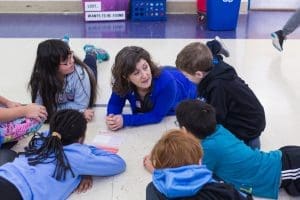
1 11 300 39
1 37 299 200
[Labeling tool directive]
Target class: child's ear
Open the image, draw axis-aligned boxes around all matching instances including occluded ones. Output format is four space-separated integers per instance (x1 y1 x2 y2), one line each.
180 126 188 134
195 71 206 79
199 159 202 165
78 136 85 144
180 127 196 138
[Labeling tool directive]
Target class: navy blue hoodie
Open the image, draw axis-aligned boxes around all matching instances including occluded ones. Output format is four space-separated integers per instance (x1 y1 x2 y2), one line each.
197 60 265 141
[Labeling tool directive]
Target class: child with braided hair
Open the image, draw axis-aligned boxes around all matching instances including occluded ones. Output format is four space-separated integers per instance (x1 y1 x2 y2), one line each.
0 109 126 200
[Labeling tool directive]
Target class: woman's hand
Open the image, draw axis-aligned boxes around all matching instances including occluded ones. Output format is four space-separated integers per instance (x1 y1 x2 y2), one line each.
106 114 123 131
75 175 93 193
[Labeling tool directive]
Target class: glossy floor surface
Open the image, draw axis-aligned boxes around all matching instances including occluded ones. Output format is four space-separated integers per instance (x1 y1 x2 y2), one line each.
1 10 300 200
4 38 300 200
1 11 300 39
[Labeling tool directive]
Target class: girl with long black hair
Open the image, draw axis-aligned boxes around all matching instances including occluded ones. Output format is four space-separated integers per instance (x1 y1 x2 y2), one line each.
28 39 99 122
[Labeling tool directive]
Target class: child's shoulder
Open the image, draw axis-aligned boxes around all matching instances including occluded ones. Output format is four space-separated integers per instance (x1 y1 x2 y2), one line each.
203 125 237 145
66 64 88 82
64 143 89 150
199 182 248 200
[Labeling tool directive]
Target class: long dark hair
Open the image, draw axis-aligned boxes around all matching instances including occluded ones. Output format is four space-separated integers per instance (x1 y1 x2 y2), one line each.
28 39 97 120
111 46 160 97
24 109 87 181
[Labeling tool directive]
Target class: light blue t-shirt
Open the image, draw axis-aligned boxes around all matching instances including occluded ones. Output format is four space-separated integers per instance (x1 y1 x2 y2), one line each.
202 125 282 199
35 64 91 112
0 141 126 200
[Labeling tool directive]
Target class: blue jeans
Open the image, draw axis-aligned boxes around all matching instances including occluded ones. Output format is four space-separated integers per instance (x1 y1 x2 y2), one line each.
83 54 97 81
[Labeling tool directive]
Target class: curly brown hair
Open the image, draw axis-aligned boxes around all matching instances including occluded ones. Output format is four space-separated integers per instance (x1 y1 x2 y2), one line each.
111 46 160 97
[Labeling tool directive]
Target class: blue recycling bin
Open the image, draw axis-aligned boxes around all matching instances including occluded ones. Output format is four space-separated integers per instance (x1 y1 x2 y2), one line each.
207 0 241 31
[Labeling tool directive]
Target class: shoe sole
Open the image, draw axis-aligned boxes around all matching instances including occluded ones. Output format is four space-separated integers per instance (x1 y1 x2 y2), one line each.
215 36 230 57
271 33 283 52
84 44 110 62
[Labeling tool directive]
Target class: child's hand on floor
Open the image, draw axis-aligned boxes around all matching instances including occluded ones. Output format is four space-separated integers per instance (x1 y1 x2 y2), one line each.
75 175 93 193
84 109 94 122
25 104 47 121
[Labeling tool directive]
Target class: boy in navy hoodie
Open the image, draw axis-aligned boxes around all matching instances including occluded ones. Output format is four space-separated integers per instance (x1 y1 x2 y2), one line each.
176 38 265 149
143 129 250 200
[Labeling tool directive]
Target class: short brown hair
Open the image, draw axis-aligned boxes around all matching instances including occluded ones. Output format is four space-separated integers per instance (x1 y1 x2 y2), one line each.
150 129 203 169
176 42 213 74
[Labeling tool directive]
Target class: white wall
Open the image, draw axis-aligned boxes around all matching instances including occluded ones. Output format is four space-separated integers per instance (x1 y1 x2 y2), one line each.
0 0 249 14
250 0 300 10
11 0 185 1
168 0 248 2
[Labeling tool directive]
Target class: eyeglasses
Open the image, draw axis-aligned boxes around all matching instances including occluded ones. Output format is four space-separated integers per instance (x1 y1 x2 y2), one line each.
59 51 74 66
174 120 179 127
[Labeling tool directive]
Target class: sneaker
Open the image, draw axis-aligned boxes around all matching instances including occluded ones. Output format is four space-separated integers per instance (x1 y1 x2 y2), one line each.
83 44 109 63
215 36 230 57
0 141 18 149
271 30 285 52
62 35 70 44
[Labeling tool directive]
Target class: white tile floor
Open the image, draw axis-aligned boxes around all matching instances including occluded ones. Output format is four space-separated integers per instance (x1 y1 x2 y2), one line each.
2 38 300 199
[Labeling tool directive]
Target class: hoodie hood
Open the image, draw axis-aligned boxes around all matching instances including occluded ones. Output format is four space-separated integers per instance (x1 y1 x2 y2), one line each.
204 61 237 83
197 60 237 98
153 165 214 198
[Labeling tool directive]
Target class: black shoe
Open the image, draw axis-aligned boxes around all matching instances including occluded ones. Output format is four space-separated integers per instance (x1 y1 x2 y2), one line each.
215 36 230 57
0 149 17 165
271 30 285 52
0 141 18 150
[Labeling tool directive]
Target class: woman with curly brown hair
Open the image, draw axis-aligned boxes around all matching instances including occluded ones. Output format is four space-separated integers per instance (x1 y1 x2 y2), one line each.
106 46 197 131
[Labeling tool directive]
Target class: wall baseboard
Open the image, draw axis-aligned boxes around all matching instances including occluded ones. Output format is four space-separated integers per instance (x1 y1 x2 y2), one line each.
167 1 248 14
0 1 82 13
0 0 248 14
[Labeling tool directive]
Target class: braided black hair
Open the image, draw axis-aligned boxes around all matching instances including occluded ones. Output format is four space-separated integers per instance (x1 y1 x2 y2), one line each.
24 109 87 181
